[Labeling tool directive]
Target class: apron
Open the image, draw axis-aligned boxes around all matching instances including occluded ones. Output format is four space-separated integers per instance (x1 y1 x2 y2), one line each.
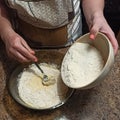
5 0 82 48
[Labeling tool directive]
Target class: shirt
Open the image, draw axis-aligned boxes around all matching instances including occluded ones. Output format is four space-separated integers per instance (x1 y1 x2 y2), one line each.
5 0 82 46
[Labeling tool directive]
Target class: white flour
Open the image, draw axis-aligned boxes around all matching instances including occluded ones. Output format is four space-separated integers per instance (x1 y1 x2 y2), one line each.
61 42 104 88
18 63 68 109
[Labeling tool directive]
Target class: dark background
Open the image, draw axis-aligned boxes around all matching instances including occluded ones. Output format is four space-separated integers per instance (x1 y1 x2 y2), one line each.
82 0 120 36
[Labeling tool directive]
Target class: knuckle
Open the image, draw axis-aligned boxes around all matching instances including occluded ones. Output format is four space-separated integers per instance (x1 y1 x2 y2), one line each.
13 42 19 49
8 47 14 54
12 36 20 48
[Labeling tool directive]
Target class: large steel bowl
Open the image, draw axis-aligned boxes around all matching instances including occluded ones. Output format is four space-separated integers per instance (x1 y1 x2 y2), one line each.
8 50 74 110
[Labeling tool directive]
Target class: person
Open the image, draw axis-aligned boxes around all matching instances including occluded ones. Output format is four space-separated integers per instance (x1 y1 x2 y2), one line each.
0 0 118 63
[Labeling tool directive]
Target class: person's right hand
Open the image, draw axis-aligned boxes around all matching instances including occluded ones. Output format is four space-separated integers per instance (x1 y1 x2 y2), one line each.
1 29 38 63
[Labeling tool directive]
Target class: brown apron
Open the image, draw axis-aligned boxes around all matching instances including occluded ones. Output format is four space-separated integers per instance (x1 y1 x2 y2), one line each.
17 18 68 48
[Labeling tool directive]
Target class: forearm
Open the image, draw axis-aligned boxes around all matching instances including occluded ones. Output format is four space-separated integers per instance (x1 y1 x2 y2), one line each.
0 2 13 38
82 0 104 27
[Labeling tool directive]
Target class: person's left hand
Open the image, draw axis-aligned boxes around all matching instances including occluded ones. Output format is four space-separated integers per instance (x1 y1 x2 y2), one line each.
89 15 119 55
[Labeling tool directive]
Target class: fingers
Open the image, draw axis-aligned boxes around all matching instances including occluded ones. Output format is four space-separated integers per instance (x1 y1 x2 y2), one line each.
8 50 31 63
21 39 38 61
89 24 99 40
90 34 95 40
21 40 35 55
89 24 119 55
102 31 119 55
6 37 38 62
13 41 38 62
3 30 38 62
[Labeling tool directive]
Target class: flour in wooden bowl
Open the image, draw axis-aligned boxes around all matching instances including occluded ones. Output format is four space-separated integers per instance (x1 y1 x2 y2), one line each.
18 63 69 109
61 42 104 88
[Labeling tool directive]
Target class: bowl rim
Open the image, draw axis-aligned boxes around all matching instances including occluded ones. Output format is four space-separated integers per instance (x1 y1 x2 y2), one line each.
8 51 75 110
61 32 115 89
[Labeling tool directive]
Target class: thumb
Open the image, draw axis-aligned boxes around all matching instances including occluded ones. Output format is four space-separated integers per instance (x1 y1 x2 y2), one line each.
89 24 99 40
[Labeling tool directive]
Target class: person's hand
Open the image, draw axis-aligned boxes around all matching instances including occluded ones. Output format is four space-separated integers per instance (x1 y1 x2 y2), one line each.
89 14 119 55
1 29 38 63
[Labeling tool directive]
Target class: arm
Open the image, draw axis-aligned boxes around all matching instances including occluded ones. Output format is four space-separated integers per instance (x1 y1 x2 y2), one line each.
0 1 12 37
0 2 37 62
82 0 118 54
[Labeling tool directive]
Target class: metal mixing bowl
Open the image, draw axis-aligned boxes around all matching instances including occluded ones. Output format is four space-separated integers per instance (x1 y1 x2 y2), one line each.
8 50 74 110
